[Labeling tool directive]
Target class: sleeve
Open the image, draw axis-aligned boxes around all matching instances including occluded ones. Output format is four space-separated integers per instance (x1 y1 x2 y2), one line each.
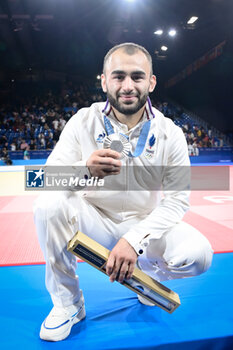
45 113 91 188
123 125 191 255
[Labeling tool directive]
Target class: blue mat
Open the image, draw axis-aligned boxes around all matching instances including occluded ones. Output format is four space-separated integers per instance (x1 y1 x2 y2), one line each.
0 253 233 349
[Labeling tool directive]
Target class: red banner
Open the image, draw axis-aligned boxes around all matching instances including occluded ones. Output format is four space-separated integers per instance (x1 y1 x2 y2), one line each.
165 40 226 88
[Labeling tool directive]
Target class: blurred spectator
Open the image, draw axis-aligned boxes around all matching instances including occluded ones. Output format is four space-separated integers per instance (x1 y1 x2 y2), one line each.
30 139 37 150
188 142 194 156
52 119 59 130
23 146 30 160
0 147 12 165
193 141 199 156
20 139 29 151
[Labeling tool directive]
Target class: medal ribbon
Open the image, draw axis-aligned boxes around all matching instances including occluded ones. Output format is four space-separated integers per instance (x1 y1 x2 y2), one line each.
104 115 151 158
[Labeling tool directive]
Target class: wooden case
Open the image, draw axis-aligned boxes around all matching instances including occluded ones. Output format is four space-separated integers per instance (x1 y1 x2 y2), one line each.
67 231 180 313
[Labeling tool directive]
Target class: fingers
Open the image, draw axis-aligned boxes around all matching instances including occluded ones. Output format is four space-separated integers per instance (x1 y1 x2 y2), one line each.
106 254 121 283
98 156 121 167
106 238 137 283
97 149 121 159
106 257 136 283
87 149 122 178
92 165 121 178
106 254 115 277
125 262 135 280
117 261 131 283
98 156 121 174
108 259 129 284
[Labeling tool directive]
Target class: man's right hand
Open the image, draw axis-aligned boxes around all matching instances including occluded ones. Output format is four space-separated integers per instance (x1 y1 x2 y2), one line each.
86 149 122 178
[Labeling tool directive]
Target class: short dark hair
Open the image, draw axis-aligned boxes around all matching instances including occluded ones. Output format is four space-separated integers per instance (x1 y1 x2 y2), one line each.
103 42 153 76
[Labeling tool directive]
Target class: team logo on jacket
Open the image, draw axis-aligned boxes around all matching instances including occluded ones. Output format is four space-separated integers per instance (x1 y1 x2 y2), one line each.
144 134 156 159
96 132 106 143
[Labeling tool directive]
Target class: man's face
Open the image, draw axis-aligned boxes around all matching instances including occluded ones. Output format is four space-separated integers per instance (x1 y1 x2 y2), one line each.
101 49 156 115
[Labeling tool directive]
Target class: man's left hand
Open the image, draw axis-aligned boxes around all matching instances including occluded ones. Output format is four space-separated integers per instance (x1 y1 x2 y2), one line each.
106 238 138 283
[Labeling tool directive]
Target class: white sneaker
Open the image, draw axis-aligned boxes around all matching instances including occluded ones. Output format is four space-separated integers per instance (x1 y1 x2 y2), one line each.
40 291 86 341
137 294 156 306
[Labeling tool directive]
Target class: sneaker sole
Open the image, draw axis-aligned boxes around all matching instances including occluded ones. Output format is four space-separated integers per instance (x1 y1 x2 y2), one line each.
137 294 156 307
40 307 86 341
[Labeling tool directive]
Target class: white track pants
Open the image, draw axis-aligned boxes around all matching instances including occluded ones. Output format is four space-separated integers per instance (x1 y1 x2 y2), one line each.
34 191 213 308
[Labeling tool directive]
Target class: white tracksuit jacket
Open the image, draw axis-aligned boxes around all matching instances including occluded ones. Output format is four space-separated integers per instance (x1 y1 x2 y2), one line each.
46 99 190 251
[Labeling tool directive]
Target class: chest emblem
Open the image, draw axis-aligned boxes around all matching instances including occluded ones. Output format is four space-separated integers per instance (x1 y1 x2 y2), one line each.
96 132 106 143
144 134 156 159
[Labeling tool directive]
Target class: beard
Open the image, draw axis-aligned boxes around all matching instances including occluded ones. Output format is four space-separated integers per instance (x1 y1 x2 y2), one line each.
106 90 149 115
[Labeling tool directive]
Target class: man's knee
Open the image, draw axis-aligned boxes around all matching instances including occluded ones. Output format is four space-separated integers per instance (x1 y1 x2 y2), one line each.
161 222 214 277
192 240 213 275
33 192 66 221
166 239 214 277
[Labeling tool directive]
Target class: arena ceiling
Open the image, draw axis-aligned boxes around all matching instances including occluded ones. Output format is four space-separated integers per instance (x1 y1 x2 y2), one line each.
0 0 232 84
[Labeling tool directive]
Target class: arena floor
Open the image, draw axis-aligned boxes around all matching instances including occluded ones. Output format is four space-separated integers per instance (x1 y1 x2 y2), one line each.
0 165 233 349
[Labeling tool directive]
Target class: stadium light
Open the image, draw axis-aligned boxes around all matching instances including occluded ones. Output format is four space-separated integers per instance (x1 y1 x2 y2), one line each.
187 16 198 24
168 29 176 37
96 75 101 80
154 29 163 35
161 46 168 51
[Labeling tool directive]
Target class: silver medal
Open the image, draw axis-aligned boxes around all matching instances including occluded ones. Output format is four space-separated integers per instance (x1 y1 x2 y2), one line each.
103 133 131 158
